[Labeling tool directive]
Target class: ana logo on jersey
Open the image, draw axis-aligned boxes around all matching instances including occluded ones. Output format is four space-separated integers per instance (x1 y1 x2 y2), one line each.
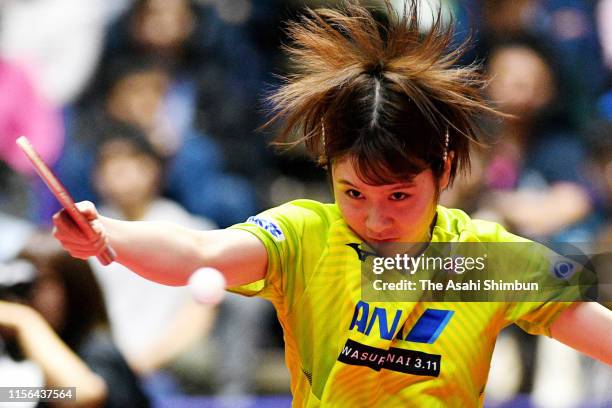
247 216 285 241
339 301 453 377
348 300 454 343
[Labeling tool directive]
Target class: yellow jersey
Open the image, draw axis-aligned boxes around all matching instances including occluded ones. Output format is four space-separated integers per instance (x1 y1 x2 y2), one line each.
228 199 574 407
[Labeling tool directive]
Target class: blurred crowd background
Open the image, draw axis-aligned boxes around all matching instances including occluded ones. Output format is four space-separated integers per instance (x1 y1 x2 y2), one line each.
0 0 611 407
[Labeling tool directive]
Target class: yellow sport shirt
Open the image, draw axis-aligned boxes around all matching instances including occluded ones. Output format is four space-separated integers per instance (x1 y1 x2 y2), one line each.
228 199 574 407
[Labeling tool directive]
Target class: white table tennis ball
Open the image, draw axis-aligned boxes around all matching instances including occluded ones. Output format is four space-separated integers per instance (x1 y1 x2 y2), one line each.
188 267 227 305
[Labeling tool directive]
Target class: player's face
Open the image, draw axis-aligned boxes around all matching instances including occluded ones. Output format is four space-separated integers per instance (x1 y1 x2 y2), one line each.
333 158 442 251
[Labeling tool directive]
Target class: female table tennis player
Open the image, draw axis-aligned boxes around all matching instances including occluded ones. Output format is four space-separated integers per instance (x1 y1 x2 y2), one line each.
53 1 611 406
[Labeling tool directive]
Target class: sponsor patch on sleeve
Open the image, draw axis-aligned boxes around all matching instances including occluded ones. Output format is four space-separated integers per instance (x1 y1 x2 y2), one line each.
246 216 286 242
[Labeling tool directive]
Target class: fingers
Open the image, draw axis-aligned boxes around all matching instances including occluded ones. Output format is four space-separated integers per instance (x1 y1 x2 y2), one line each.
51 237 105 252
53 209 86 240
53 229 108 259
52 201 108 260
75 200 99 222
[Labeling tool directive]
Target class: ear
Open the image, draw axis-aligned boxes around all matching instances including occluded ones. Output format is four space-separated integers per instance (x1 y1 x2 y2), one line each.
439 151 455 191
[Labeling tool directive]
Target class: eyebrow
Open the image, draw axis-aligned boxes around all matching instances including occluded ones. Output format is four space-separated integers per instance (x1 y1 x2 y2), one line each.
337 179 416 189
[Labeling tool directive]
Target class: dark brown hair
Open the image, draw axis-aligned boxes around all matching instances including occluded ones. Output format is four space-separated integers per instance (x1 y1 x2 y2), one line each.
19 233 110 350
267 0 497 185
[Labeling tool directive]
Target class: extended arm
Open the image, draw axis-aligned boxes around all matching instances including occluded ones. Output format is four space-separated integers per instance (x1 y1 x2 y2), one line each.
550 302 612 365
52 201 268 287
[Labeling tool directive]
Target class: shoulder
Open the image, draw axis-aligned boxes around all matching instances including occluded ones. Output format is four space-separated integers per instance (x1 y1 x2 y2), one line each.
435 206 529 243
228 200 342 262
248 199 341 236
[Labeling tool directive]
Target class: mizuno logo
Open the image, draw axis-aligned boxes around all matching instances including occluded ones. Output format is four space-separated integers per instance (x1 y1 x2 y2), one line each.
347 243 377 261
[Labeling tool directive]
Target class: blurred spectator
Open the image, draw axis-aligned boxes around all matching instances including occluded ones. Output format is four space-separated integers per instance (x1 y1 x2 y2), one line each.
0 233 149 407
0 59 64 224
444 38 597 406
81 0 331 211
445 38 593 242
89 124 270 401
476 0 604 127
90 122 216 376
94 0 270 181
550 114 612 403
57 58 257 227
0 0 109 107
582 121 612 402
0 60 63 176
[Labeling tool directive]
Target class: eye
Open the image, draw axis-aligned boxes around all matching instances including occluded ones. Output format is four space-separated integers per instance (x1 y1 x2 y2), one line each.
345 189 364 199
389 192 410 201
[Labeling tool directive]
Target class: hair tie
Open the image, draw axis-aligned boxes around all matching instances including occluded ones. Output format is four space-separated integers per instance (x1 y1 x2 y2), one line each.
321 120 327 151
442 128 450 162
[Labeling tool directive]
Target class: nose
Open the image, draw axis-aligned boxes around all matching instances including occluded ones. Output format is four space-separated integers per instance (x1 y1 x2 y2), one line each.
365 205 393 236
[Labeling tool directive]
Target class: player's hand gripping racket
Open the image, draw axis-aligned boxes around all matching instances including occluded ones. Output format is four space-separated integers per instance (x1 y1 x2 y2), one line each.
16 136 116 265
